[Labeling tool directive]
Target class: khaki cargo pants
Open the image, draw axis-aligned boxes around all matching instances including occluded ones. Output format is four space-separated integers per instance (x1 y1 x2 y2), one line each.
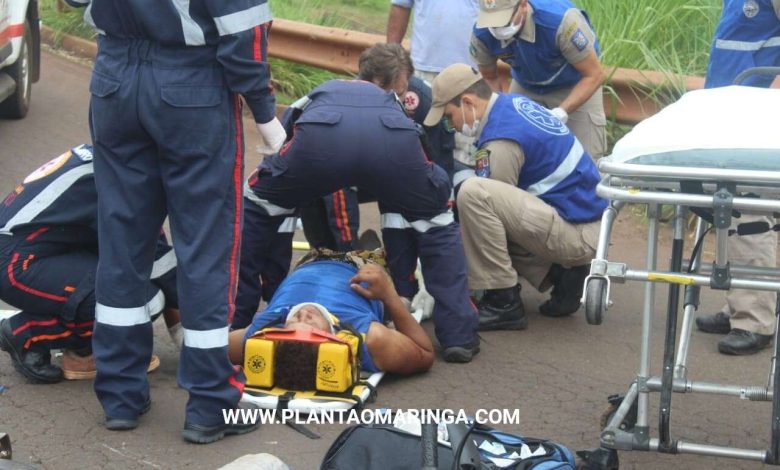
457 177 599 291
510 81 608 160
721 214 778 336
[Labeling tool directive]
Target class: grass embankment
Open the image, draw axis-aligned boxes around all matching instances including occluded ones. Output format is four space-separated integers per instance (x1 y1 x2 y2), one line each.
41 0 721 112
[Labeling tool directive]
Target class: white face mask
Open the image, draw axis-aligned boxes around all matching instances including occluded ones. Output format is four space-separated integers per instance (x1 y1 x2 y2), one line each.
489 19 523 41
460 102 480 138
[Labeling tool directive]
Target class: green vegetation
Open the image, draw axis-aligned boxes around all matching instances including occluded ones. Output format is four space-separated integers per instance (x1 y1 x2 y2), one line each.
578 0 720 86
41 0 722 105
39 0 96 40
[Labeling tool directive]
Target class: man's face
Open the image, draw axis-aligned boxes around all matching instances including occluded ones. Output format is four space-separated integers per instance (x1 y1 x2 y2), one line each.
285 305 331 332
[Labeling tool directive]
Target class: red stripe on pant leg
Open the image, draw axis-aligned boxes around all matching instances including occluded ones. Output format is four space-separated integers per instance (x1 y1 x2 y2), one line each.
25 227 50 241
24 331 72 350
253 25 262 61
6 253 67 302
331 191 346 242
338 190 352 242
227 95 244 325
12 318 58 336
229 366 245 395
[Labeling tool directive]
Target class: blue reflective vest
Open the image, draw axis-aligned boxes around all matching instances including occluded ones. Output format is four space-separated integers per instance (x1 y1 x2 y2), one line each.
245 261 384 372
477 94 606 223
705 0 780 88
472 0 600 94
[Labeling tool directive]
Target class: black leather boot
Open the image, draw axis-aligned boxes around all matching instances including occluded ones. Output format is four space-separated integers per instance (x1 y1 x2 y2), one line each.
477 285 527 331
718 329 772 356
182 402 260 444
539 264 589 317
0 319 63 384
695 312 731 335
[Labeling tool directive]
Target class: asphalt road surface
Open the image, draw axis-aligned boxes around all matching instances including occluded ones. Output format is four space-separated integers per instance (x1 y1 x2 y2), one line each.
0 50 777 469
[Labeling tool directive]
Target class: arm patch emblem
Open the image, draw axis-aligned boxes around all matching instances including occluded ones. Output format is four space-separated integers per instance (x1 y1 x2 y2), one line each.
570 29 589 51
474 149 491 178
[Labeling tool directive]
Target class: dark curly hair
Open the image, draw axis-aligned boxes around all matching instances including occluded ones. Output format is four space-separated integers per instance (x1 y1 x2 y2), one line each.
274 341 319 391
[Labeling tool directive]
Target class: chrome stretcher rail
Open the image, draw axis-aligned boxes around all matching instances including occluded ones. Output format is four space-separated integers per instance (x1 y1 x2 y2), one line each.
596 184 780 213
600 160 780 186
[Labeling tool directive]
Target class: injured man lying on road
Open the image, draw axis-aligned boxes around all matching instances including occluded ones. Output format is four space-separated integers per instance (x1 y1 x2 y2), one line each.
228 249 434 386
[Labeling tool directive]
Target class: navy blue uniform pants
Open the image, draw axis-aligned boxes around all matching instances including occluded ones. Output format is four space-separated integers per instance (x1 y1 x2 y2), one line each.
0 231 176 353
89 37 244 425
0 232 97 352
236 105 478 348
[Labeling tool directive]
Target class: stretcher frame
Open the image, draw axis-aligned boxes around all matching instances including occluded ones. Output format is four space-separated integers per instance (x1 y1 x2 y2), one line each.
583 68 780 466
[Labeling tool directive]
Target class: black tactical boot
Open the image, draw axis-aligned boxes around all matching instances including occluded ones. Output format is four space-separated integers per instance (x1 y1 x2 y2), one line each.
539 264 589 317
718 329 772 356
442 336 481 363
477 285 527 331
695 312 731 335
0 319 63 384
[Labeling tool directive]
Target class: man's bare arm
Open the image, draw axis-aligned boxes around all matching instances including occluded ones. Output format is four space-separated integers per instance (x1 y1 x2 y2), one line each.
387 5 411 43
351 265 434 374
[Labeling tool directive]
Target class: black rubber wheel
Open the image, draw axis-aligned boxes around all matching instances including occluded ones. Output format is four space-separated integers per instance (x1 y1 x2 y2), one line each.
585 278 607 325
0 20 32 119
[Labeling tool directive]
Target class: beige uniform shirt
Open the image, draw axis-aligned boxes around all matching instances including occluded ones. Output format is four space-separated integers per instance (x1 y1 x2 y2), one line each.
470 6 598 70
473 93 526 187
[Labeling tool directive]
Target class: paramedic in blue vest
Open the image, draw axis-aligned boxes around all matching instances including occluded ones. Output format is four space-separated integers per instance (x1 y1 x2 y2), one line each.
236 79 480 364
228 253 434 377
0 145 179 384
695 0 780 356
298 43 457 254
470 0 608 160
65 0 282 442
425 64 606 330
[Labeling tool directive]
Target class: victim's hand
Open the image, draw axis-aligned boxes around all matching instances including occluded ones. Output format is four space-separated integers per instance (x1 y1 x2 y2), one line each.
349 264 396 303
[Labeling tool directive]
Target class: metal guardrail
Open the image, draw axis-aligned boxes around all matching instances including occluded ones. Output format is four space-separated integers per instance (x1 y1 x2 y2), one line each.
269 19 704 124
44 9 705 124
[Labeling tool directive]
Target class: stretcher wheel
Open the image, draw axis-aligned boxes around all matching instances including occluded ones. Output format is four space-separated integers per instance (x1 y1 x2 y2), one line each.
585 278 607 325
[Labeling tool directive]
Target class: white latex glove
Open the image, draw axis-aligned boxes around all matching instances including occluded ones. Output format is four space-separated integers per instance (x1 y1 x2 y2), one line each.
168 323 184 351
255 117 286 155
550 107 568 124
411 260 435 321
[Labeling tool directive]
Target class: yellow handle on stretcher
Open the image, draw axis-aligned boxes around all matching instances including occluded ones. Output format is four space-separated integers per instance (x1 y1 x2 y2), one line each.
647 273 696 285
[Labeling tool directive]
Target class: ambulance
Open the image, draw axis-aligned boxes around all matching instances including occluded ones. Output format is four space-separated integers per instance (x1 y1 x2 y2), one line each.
0 0 39 119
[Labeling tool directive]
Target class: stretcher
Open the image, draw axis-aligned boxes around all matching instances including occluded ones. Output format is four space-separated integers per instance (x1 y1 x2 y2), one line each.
581 68 780 468
239 309 424 415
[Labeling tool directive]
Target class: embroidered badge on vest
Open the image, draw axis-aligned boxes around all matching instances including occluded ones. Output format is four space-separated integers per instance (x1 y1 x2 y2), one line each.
743 0 760 18
511 96 570 136
403 90 420 113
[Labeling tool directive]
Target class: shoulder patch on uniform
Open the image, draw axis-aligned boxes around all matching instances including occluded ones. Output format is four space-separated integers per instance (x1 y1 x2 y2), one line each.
474 148 491 178
403 90 420 113
469 42 478 58
23 151 73 184
72 145 93 162
570 29 589 51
